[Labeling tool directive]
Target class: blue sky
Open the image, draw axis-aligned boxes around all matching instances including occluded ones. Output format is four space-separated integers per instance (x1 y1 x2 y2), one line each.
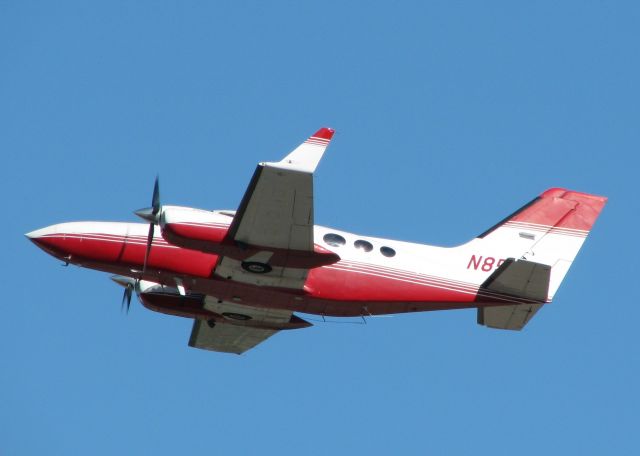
2 1 638 454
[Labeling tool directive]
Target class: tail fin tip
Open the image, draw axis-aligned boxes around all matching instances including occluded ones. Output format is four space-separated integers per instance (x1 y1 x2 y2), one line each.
480 188 608 239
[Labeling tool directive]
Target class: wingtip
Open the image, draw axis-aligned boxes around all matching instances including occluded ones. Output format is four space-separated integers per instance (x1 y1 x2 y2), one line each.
312 127 335 140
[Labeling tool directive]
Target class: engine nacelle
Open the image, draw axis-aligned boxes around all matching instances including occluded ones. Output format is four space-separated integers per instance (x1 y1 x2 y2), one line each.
139 289 312 330
160 205 340 269
160 205 232 252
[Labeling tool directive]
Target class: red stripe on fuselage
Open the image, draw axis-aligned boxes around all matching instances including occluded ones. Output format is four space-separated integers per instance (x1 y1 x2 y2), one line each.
34 231 534 317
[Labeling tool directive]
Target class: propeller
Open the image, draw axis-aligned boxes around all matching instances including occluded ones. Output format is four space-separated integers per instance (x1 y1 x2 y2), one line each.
113 177 161 314
134 176 161 277
121 282 134 313
112 275 137 314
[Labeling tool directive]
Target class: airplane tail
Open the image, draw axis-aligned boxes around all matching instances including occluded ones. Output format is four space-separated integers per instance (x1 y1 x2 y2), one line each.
477 188 607 301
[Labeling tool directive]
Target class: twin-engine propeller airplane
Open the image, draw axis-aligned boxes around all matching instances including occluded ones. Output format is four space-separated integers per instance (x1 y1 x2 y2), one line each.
27 128 607 354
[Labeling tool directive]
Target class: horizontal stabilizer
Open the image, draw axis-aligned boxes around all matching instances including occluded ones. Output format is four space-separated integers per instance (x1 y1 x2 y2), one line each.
478 303 543 331
478 258 551 330
481 258 551 302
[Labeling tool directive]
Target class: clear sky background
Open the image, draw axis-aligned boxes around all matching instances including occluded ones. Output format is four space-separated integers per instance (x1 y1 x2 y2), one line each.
1 1 638 454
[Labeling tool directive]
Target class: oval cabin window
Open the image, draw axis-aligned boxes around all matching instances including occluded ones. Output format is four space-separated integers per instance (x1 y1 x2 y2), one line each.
380 246 396 257
354 240 373 252
323 233 346 247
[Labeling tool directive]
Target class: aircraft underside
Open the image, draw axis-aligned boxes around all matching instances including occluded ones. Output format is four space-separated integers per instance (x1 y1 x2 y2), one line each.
27 128 607 354
27 224 495 318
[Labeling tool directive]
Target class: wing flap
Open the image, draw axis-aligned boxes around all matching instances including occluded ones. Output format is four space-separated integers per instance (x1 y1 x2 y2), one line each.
231 166 314 251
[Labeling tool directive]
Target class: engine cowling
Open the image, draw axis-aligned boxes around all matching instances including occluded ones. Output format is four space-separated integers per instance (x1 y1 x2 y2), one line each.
160 205 339 269
160 205 232 251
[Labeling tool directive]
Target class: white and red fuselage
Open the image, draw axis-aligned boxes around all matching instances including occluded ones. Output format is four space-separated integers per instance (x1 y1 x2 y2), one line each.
26 186 604 319
26 128 607 353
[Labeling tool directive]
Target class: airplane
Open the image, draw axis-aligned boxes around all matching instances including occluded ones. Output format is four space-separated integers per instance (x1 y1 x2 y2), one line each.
26 128 607 354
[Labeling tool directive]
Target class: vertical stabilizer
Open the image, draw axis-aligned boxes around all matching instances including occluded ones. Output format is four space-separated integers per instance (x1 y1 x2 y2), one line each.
478 188 607 300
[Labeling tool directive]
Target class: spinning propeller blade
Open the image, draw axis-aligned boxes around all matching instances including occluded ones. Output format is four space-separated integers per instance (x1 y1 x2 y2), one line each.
151 176 160 215
121 283 133 313
142 223 154 275
112 275 137 314
134 176 161 277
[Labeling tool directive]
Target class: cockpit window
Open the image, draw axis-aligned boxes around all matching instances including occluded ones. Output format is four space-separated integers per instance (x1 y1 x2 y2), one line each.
354 240 373 252
323 233 346 247
380 246 396 257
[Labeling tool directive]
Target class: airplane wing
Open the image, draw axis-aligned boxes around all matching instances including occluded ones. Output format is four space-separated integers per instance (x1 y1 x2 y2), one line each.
188 298 309 354
214 128 335 289
227 127 334 250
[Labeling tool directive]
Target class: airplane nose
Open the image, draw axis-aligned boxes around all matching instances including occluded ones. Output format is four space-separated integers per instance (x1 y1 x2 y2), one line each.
25 224 64 257
27 221 131 264
25 225 57 240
